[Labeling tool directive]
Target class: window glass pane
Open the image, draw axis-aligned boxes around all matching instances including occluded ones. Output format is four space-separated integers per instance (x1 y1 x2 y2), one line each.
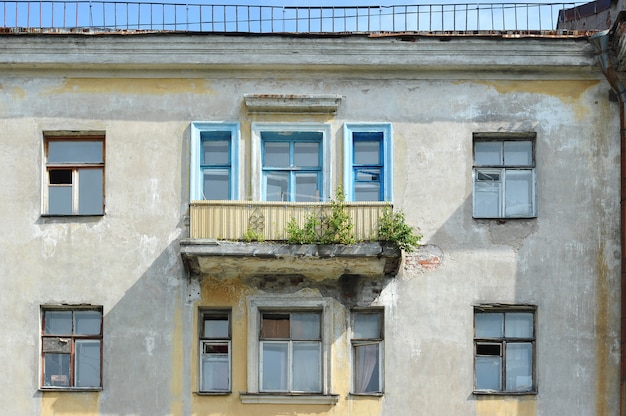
504 141 533 166
505 170 534 217
506 343 533 391
291 313 320 340
476 356 502 390
294 142 320 168
44 353 71 386
202 354 229 391
355 168 381 183
261 314 290 339
354 313 381 339
75 340 101 387
48 141 103 164
354 182 381 202
294 173 320 202
204 316 229 339
475 313 503 338
203 170 230 200
264 142 290 167
202 138 230 165
49 169 72 184
78 169 103 215
202 343 230 391
265 172 289 201
505 313 534 338
48 186 73 215
354 138 382 165
475 142 502 165
354 343 380 393
261 342 288 391
45 311 73 334
74 311 101 335
474 180 501 218
292 342 322 392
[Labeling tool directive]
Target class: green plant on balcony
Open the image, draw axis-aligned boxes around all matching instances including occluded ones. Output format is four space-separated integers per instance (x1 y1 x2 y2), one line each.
243 227 265 243
286 188 356 245
377 207 421 252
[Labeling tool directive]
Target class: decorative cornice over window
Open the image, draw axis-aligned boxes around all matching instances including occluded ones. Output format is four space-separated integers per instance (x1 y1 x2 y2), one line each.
244 94 343 114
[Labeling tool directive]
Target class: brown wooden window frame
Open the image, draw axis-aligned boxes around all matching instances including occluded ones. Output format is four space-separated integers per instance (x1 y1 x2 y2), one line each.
40 306 103 391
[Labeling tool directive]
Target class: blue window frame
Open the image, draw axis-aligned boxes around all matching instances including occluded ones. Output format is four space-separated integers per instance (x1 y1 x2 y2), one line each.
343 123 393 202
190 122 239 201
262 132 322 202
252 123 331 202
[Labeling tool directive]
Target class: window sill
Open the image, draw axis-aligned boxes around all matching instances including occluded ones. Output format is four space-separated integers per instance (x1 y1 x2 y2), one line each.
39 387 102 392
240 393 339 405
473 216 537 220
473 390 537 396
195 391 231 396
41 214 104 217
350 392 384 397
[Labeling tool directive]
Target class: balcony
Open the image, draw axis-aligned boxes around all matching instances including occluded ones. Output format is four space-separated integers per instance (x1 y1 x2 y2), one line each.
180 200 402 279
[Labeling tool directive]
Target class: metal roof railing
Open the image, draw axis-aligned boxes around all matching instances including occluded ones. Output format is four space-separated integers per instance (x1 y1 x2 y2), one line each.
1 1 589 33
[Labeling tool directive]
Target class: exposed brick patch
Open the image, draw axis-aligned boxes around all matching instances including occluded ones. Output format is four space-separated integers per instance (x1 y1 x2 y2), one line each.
404 244 444 272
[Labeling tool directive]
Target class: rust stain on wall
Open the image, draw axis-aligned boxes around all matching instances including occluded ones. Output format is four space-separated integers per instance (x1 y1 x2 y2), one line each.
200 276 253 304
596 240 610 416
474 80 600 120
42 78 216 96
474 80 599 102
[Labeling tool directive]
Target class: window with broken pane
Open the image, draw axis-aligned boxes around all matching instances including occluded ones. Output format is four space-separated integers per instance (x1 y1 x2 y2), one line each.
343 123 393 202
41 307 102 389
200 311 231 393
352 310 384 394
474 307 535 394
44 136 105 215
473 135 536 218
259 311 322 393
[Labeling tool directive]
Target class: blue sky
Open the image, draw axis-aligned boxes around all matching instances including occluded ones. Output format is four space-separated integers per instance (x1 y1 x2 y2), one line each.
3 0 584 32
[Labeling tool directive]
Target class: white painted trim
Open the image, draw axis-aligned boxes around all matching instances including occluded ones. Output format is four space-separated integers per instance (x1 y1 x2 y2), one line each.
246 297 333 395
240 393 339 405
190 122 240 201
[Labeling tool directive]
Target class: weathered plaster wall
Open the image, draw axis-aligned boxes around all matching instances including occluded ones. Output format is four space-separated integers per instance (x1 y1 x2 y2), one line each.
0 34 620 416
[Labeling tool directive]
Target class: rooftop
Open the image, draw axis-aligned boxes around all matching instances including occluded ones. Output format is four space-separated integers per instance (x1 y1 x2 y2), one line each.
0 1 596 36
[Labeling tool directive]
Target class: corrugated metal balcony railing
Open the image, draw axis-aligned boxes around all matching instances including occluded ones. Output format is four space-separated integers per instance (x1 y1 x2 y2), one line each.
189 200 390 241
1 1 589 34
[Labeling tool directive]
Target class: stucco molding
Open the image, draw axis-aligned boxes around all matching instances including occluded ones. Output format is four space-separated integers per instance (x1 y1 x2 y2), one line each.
244 93 342 114
0 33 598 72
239 393 340 404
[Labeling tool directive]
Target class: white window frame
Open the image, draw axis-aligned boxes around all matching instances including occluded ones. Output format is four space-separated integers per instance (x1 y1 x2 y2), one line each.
251 123 332 202
199 310 232 394
190 122 240 201
472 132 537 219
242 297 337 405
343 123 393 202
40 305 103 391
42 133 105 216
350 309 385 395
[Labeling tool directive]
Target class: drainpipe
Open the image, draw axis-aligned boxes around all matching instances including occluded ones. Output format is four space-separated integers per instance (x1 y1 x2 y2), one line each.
590 29 626 416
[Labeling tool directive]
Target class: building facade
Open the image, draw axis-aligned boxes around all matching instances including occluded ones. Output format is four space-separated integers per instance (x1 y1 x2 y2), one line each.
0 22 621 416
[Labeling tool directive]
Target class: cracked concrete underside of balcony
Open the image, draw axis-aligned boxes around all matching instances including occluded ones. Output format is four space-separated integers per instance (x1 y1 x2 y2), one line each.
180 240 402 279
